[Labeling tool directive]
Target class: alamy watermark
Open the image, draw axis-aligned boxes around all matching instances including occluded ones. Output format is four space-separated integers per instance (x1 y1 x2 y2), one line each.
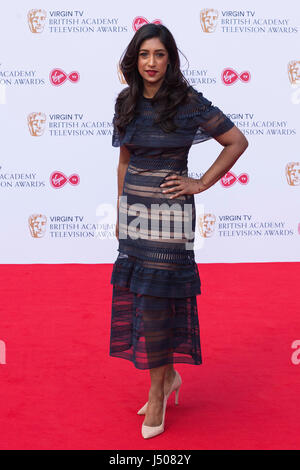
0 340 6 364
291 340 300 365
95 197 206 251
117 195 200 250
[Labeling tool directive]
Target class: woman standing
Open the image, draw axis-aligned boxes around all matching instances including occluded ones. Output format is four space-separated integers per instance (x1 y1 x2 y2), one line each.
110 23 248 439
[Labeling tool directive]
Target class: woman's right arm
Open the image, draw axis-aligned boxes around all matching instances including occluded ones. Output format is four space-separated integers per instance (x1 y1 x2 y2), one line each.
116 145 131 240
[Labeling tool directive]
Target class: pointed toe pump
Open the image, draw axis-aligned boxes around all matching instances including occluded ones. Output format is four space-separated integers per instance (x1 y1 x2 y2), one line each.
137 370 182 415
141 396 167 439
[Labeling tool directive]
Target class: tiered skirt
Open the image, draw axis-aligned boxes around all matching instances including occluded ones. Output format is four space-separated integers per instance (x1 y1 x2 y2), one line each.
109 251 203 370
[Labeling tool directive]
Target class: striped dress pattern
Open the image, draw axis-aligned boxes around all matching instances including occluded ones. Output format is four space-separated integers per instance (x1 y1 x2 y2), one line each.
109 86 235 370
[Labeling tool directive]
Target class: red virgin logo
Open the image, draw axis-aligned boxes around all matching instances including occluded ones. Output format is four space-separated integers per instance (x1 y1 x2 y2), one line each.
220 171 249 187
50 171 80 188
49 68 80 86
132 17 162 32
221 68 251 85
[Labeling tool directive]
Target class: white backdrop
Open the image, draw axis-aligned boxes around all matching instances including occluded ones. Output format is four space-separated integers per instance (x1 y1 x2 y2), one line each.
0 1 299 263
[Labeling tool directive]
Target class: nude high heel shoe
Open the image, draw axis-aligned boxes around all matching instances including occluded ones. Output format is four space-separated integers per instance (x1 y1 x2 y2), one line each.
137 370 182 415
141 396 168 439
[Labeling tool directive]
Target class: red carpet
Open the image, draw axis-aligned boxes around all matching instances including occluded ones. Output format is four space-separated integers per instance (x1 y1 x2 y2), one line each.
0 262 299 450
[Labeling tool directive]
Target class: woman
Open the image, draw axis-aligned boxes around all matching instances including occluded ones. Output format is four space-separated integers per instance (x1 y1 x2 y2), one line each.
110 23 248 439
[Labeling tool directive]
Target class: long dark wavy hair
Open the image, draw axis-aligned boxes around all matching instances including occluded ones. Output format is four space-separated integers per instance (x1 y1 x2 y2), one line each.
114 23 191 135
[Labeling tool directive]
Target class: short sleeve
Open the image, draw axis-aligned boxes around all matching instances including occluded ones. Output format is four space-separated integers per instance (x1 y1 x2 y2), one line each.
178 89 235 145
112 112 121 147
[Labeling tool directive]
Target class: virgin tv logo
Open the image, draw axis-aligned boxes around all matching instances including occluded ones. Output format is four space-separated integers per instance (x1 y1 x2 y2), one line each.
49 69 80 86
50 171 80 188
221 68 251 85
132 17 162 32
220 171 249 187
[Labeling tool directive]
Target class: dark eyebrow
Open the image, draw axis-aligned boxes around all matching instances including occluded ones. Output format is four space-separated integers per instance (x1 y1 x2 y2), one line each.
139 49 166 52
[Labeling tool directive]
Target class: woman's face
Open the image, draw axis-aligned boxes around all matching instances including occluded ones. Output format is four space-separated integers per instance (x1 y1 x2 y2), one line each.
137 37 169 88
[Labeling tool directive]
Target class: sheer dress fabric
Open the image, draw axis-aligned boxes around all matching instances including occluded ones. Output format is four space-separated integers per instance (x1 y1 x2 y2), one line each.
110 86 234 369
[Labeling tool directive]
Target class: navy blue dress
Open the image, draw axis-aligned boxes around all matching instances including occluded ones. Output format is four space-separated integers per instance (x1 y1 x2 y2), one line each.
109 85 234 370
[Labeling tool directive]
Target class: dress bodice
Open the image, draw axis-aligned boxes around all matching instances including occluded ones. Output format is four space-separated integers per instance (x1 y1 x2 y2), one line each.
111 86 236 266
112 86 235 152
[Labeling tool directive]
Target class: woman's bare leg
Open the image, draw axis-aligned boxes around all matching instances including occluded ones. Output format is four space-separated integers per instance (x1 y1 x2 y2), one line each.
140 294 177 426
143 364 178 426
164 364 176 396
143 365 167 426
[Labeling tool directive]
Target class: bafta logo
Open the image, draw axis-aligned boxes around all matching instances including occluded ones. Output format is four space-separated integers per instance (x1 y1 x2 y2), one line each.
286 162 300 186
198 213 216 238
117 64 127 84
28 214 47 238
27 9 47 33
200 8 218 33
287 61 300 85
27 112 46 136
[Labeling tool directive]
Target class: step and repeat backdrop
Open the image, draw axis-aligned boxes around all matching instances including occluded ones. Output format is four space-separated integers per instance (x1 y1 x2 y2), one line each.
0 1 299 263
